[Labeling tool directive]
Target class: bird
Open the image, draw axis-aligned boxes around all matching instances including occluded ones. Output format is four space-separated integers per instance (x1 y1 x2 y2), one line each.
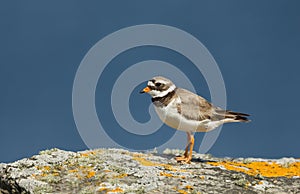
140 76 250 163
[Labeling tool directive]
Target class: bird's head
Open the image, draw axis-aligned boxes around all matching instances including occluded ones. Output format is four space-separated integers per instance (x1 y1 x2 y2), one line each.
140 76 176 98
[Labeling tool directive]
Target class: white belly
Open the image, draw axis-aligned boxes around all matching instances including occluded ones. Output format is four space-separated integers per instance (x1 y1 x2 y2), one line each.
154 99 222 132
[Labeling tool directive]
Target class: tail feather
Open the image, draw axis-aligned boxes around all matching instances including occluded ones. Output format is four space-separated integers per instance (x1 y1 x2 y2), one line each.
226 111 250 122
215 109 250 122
226 111 250 117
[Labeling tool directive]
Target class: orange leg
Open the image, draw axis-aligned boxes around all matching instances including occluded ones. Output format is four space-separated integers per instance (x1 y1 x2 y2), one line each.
176 132 194 164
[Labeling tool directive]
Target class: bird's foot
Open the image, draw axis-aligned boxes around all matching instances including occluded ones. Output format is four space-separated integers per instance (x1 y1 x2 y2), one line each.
175 156 192 164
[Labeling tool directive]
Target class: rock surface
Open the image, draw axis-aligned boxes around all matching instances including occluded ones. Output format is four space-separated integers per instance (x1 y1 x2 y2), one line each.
0 148 299 194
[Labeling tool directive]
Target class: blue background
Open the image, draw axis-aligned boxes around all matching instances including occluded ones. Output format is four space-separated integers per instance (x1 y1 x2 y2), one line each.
1 1 300 162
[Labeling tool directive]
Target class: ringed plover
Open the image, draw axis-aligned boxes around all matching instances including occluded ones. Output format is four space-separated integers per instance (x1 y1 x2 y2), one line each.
140 76 250 163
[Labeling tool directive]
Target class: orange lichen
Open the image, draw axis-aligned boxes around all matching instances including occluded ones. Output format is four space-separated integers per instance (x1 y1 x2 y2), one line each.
110 187 123 193
68 169 78 173
52 172 60 176
35 166 60 177
79 165 86 170
163 164 178 171
160 172 186 179
98 187 123 193
132 153 144 157
133 157 157 166
43 166 51 171
80 153 90 157
185 185 193 190
80 151 95 157
114 173 128 179
177 189 188 194
207 160 300 178
160 172 173 177
98 187 108 192
86 170 95 178
133 156 183 172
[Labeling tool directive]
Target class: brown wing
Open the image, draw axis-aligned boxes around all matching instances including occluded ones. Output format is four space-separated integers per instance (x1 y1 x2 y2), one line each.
175 88 215 121
175 88 250 122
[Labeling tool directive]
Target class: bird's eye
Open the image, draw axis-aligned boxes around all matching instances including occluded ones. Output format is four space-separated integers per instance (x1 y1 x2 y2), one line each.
155 83 162 87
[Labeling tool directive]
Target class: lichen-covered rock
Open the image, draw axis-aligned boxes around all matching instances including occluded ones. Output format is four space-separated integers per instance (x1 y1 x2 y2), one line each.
0 148 299 194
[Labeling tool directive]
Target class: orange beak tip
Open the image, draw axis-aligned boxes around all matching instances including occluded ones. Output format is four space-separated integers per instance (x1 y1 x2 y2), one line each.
140 86 151 93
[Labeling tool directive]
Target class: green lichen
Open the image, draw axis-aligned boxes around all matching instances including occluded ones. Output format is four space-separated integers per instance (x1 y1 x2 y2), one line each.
39 148 59 155
108 165 125 174
33 185 53 194
124 187 146 194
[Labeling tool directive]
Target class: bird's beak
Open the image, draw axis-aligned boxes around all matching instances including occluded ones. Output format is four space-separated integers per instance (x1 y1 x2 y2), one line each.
140 86 151 93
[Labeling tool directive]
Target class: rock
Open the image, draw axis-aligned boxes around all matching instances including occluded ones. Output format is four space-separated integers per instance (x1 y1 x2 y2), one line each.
1 148 300 193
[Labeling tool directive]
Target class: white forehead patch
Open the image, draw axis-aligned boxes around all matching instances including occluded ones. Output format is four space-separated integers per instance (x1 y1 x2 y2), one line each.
147 81 155 87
